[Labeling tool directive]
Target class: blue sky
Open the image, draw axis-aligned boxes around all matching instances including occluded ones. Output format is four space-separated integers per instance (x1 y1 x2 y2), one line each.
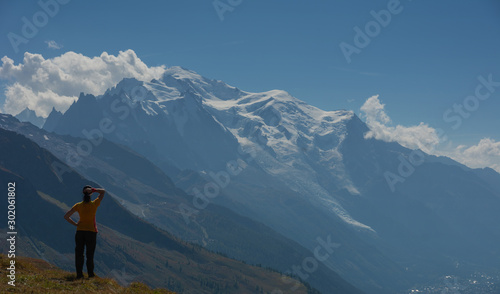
0 0 499 160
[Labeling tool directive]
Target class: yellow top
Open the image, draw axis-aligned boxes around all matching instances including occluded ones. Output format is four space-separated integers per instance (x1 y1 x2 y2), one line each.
72 198 101 232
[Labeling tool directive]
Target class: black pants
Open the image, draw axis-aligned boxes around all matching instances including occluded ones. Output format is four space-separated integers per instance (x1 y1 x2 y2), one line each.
75 231 97 276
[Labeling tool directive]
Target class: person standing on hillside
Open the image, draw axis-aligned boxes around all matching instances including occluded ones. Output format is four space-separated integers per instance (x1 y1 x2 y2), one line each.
64 185 105 279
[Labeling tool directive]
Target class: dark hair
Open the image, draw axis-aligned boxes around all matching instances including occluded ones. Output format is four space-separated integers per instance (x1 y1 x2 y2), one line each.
82 185 92 203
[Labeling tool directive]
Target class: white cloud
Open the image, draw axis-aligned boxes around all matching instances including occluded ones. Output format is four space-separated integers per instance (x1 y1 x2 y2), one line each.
0 49 165 117
5 83 76 117
360 95 500 173
45 40 62 50
360 95 440 153
448 138 500 173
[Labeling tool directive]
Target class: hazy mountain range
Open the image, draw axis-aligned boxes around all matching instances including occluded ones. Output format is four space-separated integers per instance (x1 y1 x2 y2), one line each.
0 124 331 293
2 66 500 293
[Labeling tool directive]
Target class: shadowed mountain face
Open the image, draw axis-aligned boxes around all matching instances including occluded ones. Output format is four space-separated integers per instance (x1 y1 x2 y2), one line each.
14 107 46 128
37 67 500 293
0 116 363 294
0 127 322 294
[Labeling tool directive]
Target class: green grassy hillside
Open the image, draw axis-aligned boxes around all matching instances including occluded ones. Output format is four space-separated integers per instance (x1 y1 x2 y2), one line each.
0 254 174 293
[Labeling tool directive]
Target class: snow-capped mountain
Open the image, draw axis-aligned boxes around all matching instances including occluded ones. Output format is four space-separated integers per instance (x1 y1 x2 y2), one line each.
53 67 373 231
44 66 500 293
201 88 373 230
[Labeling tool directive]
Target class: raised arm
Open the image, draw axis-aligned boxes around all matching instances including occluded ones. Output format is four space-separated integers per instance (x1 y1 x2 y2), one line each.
64 207 78 227
93 188 105 201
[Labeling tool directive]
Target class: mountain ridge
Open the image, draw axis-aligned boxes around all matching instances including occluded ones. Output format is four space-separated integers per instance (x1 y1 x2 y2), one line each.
14 107 46 128
37 66 500 293
0 114 363 294
0 126 317 294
